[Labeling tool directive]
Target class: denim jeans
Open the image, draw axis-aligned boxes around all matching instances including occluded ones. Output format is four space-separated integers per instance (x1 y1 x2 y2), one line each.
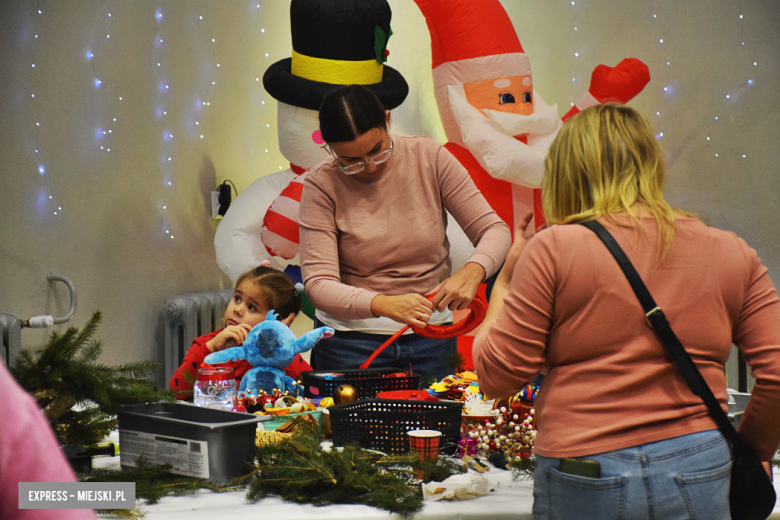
311 318 457 382
532 429 732 520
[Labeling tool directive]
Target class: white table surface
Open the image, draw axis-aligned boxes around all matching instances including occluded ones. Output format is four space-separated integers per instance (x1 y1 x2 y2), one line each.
115 473 532 520
93 448 780 520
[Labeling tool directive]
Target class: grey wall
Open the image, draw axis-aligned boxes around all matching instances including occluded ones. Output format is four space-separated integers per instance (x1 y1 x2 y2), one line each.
1 0 777 388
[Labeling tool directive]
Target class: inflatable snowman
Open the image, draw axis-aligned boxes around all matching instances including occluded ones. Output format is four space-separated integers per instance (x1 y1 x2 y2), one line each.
214 0 409 283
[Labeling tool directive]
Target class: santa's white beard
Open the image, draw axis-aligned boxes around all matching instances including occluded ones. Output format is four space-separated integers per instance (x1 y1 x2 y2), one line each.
447 84 562 188
484 101 560 136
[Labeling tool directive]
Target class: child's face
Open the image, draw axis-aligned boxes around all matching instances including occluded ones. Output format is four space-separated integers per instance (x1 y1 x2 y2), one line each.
224 279 270 329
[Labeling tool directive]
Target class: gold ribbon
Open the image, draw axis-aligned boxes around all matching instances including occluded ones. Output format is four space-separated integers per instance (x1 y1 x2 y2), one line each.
291 49 383 85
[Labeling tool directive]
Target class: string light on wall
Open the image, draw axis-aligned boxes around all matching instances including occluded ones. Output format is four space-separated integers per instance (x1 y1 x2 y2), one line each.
87 8 120 158
702 9 755 160
192 8 220 147
251 3 285 172
153 8 175 241
28 6 63 219
567 0 582 108
650 6 673 141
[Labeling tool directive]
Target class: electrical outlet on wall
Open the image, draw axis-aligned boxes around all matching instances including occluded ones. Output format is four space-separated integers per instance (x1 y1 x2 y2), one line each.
211 191 221 219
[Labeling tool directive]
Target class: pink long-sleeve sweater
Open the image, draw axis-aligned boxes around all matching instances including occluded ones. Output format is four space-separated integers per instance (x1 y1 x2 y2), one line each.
299 134 511 331
474 216 780 461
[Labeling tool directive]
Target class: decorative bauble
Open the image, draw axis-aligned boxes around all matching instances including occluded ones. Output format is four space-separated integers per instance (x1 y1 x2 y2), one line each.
333 384 358 405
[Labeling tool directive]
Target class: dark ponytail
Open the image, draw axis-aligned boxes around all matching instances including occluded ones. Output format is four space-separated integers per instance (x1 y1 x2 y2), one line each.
319 84 387 144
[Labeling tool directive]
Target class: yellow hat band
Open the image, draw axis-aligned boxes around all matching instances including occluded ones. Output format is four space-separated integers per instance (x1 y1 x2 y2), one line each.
291 49 383 85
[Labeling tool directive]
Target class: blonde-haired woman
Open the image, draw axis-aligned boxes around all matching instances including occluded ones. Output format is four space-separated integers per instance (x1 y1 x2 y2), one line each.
473 103 780 519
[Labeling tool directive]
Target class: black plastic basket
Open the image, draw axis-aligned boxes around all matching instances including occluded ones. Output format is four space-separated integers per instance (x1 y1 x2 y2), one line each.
329 398 464 456
302 368 420 400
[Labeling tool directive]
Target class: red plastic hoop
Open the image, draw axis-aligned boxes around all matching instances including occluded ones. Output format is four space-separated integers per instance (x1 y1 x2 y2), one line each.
411 293 487 338
359 294 487 369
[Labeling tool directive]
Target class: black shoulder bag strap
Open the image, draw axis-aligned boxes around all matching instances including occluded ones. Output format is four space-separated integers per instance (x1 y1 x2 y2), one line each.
579 220 735 439
580 219 775 520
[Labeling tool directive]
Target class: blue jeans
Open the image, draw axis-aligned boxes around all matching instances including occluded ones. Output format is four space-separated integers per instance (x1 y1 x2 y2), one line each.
311 318 457 383
532 429 732 520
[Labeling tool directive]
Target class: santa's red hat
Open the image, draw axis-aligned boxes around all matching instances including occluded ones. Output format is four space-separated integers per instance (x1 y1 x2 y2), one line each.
414 0 531 84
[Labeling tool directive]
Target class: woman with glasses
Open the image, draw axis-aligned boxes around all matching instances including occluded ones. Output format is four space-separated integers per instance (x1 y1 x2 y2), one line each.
298 84 511 381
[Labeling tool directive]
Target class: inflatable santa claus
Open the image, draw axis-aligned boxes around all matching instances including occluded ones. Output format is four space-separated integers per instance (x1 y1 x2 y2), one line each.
414 0 651 232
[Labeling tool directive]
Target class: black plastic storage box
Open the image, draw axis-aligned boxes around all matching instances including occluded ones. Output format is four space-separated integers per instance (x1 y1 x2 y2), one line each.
117 402 267 484
329 398 464 456
302 367 420 400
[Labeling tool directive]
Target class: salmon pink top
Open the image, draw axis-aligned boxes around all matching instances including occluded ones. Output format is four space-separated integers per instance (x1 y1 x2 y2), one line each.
299 134 511 333
474 216 780 460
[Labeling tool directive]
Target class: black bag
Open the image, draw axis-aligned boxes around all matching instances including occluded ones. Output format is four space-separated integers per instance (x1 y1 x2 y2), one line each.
581 220 776 520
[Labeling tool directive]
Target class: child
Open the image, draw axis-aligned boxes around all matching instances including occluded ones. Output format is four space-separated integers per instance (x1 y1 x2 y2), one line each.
169 266 312 399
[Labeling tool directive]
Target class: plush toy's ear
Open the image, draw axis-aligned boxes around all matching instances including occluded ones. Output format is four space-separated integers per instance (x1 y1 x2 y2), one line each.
293 327 335 355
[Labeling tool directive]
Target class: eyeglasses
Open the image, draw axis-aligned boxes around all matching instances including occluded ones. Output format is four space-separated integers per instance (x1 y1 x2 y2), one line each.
323 135 394 175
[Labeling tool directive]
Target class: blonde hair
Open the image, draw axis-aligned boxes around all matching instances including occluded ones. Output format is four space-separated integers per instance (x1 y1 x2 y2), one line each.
542 103 677 260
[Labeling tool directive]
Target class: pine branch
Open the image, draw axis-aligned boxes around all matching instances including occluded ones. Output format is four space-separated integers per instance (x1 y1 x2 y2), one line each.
76 340 103 364
80 458 241 505
56 407 117 446
245 418 461 516
11 311 173 446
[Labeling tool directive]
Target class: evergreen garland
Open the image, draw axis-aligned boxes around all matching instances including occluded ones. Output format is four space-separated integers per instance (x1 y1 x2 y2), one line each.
242 419 462 517
80 458 242 519
10 311 174 446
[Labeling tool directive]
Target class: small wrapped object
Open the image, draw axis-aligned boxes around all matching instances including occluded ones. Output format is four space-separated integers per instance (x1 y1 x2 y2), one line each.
458 436 478 458
256 429 290 447
422 473 492 501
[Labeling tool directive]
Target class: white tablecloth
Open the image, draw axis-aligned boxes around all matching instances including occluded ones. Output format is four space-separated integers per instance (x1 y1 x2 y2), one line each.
93 450 780 520
117 472 533 520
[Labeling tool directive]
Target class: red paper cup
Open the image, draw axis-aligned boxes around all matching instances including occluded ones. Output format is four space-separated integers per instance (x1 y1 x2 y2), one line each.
407 429 442 460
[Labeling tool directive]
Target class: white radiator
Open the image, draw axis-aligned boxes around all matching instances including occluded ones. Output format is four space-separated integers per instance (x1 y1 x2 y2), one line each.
163 289 234 383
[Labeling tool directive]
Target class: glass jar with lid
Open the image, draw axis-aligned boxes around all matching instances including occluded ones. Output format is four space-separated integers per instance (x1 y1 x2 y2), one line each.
194 367 237 411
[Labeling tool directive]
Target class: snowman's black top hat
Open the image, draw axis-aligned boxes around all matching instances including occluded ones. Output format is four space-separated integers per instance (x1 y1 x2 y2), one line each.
263 0 409 111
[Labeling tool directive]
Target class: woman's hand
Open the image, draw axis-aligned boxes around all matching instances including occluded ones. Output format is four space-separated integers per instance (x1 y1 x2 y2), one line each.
495 211 538 288
429 262 485 312
206 323 252 353
371 293 434 327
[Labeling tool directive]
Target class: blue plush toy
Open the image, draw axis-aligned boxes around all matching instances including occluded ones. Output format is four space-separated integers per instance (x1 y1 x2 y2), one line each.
204 310 334 396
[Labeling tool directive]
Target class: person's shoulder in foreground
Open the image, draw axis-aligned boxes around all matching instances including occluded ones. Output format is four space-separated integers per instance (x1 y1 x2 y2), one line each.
1 361 97 519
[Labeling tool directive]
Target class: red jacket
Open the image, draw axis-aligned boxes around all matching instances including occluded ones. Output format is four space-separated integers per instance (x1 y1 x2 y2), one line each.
169 329 312 399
